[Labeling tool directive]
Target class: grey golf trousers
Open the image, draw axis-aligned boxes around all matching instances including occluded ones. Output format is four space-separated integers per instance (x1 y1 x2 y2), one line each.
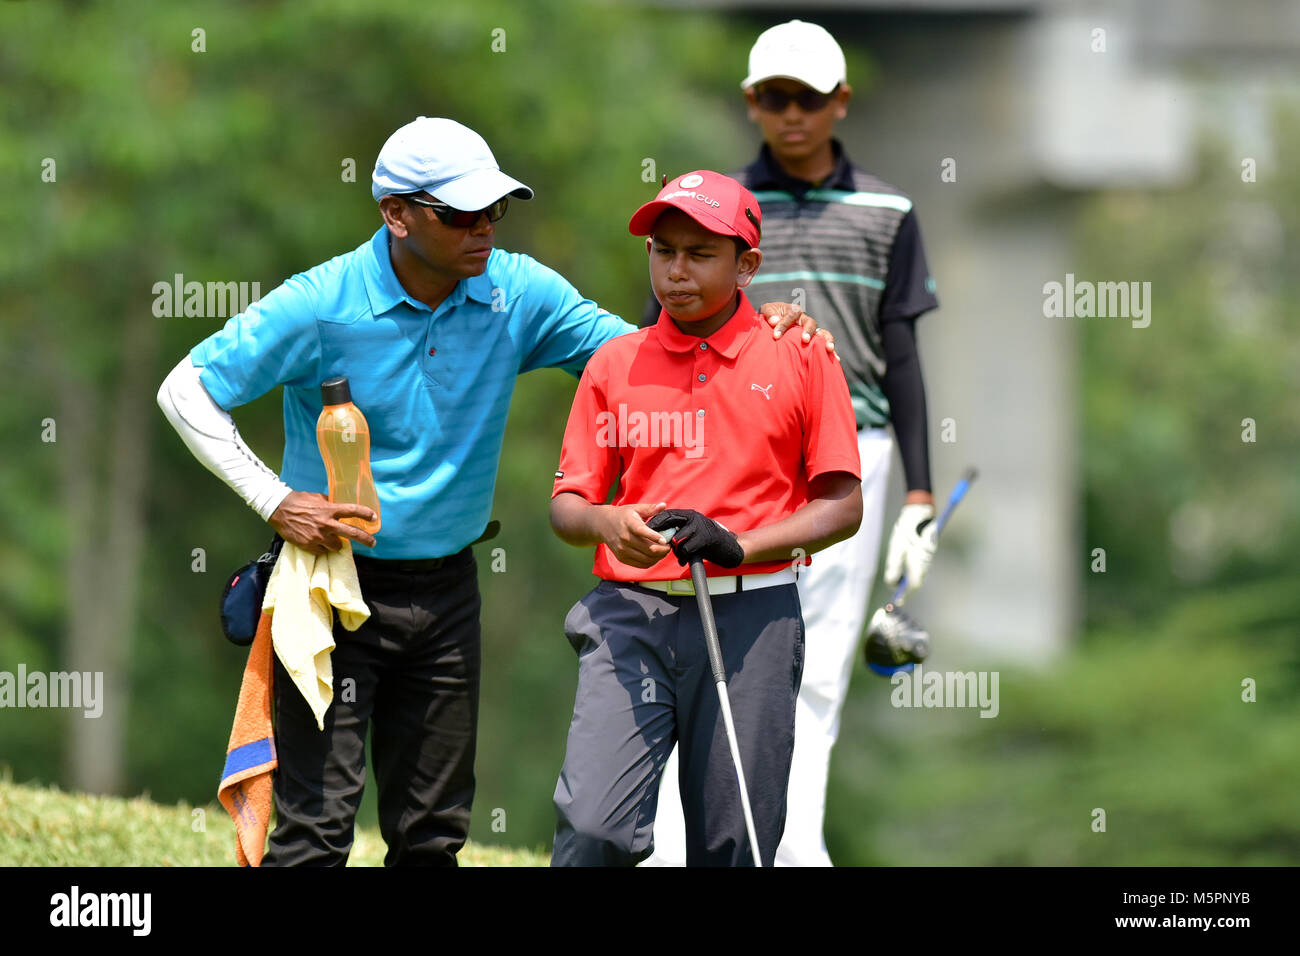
552 580 804 867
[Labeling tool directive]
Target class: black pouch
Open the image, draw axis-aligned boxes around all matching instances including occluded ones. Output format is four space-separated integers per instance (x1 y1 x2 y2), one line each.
219 534 285 647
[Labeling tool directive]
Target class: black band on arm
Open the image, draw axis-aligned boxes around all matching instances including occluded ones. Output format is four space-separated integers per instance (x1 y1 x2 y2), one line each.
881 318 932 493
879 210 939 324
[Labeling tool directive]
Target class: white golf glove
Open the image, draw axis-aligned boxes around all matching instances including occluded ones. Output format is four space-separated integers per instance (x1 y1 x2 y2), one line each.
883 503 937 604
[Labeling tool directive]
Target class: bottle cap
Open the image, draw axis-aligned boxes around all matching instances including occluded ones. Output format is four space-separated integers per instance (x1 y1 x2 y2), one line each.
320 377 351 405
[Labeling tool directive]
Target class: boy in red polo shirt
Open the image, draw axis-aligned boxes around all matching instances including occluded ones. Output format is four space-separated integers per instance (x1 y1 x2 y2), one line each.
548 171 862 866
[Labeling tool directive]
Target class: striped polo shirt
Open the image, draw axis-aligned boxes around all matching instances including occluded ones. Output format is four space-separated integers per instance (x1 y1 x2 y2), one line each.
191 225 634 559
734 140 939 429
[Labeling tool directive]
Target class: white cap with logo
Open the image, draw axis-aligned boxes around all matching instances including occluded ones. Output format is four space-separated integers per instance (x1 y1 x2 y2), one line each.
371 117 534 209
740 19 847 94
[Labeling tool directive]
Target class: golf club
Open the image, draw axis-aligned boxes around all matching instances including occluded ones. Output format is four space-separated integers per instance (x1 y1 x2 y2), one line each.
662 528 764 866
865 466 978 677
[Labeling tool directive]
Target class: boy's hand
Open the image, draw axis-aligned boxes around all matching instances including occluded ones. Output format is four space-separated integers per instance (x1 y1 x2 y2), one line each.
646 509 745 568
597 501 671 568
758 302 839 361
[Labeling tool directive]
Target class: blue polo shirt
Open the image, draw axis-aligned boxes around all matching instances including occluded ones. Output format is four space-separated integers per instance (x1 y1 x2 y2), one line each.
191 225 635 559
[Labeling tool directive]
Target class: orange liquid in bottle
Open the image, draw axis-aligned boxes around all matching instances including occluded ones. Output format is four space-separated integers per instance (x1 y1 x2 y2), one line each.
316 376 381 536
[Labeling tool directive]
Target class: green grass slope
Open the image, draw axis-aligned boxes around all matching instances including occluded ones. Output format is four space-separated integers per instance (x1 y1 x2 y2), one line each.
0 773 549 866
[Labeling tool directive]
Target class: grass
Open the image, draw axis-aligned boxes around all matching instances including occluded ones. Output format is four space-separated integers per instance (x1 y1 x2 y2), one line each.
0 772 550 866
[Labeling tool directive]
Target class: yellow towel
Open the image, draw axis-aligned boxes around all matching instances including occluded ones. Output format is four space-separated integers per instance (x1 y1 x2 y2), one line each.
262 539 371 731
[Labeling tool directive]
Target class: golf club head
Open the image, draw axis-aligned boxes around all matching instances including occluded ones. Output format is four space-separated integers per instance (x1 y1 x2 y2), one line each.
867 466 975 678
864 605 930 677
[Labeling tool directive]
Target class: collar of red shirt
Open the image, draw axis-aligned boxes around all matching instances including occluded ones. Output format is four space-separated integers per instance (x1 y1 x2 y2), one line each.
650 291 759 360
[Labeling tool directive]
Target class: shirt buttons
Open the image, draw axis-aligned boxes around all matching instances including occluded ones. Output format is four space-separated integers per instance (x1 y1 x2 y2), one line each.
428 347 437 356
698 373 706 382
697 409 705 418
699 342 708 350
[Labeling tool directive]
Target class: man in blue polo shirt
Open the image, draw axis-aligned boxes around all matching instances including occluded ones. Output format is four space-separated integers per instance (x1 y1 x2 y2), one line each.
157 117 825 866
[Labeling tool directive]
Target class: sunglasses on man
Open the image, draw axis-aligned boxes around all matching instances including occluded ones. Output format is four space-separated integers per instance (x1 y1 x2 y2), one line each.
404 193 509 227
752 84 839 113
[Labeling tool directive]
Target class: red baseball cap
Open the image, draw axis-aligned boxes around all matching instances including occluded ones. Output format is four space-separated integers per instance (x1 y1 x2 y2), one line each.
628 170 762 248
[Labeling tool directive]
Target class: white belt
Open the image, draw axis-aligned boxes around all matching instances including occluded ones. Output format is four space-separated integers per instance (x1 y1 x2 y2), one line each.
631 566 798 596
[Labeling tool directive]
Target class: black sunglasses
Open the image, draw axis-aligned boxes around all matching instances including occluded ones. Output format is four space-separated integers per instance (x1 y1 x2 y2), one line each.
404 193 508 227
753 84 838 113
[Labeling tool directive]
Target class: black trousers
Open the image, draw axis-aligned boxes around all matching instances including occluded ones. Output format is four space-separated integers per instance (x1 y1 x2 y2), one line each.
261 548 481 866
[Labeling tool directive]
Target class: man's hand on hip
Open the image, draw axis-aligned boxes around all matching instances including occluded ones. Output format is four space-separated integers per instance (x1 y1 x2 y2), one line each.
270 491 378 555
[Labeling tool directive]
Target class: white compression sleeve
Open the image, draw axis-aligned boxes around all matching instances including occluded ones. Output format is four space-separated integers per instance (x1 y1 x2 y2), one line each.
156 355 294 522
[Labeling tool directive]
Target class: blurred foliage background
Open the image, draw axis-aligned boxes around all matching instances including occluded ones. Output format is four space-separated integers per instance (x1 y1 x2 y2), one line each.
1 0 1296 864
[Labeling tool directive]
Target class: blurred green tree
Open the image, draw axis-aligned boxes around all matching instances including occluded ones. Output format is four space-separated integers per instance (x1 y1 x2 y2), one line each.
1077 104 1300 628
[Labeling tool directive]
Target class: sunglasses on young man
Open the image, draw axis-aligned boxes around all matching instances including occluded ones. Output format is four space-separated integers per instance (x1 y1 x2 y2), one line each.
752 84 839 113
404 193 509 227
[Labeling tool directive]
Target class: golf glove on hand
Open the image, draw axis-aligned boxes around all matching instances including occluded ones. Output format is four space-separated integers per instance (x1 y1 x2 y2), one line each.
647 509 745 568
883 503 937 604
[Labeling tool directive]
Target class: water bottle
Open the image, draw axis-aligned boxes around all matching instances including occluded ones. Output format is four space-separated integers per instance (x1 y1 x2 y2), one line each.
316 376 381 535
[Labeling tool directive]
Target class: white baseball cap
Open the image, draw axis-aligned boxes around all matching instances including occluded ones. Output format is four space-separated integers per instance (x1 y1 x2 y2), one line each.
740 19 847 95
371 117 534 208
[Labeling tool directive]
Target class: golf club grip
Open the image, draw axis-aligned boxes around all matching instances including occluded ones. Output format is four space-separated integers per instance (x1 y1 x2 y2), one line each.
690 560 727 684
933 469 977 534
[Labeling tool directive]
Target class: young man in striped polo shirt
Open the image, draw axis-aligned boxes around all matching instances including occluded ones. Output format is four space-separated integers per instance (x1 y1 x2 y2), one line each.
645 19 943 867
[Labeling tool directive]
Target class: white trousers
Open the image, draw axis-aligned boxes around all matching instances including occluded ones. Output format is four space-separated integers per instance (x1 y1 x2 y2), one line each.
640 429 894 866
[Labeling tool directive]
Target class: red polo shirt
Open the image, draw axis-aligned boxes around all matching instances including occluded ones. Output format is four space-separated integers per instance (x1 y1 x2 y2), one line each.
553 291 861 581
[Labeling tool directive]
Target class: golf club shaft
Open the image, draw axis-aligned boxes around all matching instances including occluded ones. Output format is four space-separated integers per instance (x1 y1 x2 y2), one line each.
889 466 978 604
689 559 763 867
690 560 726 683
